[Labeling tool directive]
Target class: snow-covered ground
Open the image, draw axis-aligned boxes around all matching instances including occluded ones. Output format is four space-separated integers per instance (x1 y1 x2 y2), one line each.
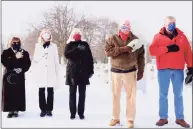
2 63 192 128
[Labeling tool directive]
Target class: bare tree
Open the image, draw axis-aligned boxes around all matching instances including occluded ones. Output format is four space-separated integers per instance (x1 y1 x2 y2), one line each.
75 17 118 63
25 3 119 64
27 4 85 63
41 4 87 63
93 18 118 63
23 29 41 57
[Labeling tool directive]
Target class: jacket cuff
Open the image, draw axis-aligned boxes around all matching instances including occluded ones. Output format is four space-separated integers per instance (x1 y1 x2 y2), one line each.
138 69 144 73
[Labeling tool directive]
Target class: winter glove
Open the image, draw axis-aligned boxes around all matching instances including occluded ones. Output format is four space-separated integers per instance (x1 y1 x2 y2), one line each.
127 39 142 52
15 52 23 59
43 41 50 49
167 44 179 53
137 71 143 81
14 68 22 74
185 67 193 84
120 46 133 53
77 44 86 51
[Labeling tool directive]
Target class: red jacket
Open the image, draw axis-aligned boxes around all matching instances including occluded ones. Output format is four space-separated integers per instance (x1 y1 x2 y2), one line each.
149 27 192 70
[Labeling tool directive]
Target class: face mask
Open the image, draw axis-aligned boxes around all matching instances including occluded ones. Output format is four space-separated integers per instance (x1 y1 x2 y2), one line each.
167 23 176 32
12 42 21 51
73 34 81 41
42 33 51 41
120 25 130 35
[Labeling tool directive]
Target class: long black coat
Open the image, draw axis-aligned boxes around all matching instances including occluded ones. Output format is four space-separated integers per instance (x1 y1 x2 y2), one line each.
64 40 94 86
1 48 31 112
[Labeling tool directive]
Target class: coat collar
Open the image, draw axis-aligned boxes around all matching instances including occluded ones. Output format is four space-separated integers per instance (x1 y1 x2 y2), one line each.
159 27 184 35
7 47 17 55
117 31 136 41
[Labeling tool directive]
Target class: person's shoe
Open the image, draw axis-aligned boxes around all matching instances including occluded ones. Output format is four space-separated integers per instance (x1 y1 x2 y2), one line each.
128 120 134 128
109 119 120 126
70 115 75 120
46 111 52 117
176 119 190 128
7 112 14 118
79 115 85 120
156 119 168 126
40 111 46 117
12 111 18 118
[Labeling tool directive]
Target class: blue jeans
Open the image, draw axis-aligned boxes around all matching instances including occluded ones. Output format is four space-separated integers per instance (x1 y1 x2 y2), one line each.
158 69 184 119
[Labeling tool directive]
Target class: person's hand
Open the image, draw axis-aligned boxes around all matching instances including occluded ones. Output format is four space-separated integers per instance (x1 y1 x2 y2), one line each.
120 46 133 53
167 44 179 53
77 44 86 50
185 67 193 84
137 71 143 81
14 68 22 74
16 52 23 59
126 46 133 53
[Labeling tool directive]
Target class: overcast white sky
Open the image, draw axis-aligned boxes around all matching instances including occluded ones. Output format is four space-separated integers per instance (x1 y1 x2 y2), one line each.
2 1 192 44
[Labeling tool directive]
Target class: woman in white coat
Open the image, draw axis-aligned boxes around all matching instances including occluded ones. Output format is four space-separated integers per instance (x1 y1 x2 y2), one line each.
33 29 60 117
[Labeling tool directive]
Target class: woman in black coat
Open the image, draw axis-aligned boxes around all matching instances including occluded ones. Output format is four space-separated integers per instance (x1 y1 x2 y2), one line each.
1 37 31 118
64 28 94 120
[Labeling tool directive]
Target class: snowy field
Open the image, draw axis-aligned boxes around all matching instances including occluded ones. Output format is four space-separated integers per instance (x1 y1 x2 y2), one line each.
2 63 192 128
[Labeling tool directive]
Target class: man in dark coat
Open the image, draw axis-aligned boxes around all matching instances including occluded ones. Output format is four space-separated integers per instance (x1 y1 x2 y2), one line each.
1 37 31 118
64 28 94 120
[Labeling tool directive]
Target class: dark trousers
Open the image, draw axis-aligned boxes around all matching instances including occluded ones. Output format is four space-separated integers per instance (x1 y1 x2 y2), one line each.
39 88 54 112
69 85 86 116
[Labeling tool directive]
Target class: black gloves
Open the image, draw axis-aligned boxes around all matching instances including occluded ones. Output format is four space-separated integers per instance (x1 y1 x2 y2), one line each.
43 41 50 49
187 67 193 75
185 67 193 84
137 71 144 81
77 44 86 51
167 44 179 53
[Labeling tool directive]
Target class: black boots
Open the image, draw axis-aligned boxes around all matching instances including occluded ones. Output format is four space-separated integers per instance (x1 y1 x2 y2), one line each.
70 115 85 120
46 111 52 116
79 115 85 120
7 111 18 118
40 111 46 117
70 115 75 120
7 112 14 118
40 111 52 117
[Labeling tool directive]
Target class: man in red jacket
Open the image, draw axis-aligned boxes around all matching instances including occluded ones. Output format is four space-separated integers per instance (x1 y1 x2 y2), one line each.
149 16 192 128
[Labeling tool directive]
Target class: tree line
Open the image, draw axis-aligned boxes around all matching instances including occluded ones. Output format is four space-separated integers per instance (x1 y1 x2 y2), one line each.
23 4 118 64
21 4 192 64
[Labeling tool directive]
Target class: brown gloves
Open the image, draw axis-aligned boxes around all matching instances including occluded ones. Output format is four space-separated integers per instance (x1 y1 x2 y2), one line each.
137 71 143 81
120 46 133 53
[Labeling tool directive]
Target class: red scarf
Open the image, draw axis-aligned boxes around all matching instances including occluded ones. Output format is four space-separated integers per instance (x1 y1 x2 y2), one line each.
119 31 129 42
